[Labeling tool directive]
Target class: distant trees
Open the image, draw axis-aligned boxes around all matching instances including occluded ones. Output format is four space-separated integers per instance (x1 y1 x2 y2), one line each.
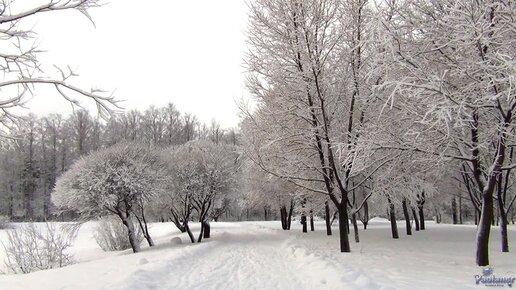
0 103 240 221
52 143 165 253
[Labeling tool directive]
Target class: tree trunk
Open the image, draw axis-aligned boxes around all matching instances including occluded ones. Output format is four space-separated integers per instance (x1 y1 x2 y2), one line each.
280 206 287 230
435 208 441 224
337 204 351 252
459 192 463 224
496 180 509 252
417 192 425 230
185 222 195 243
310 210 314 231
499 209 509 253
418 206 425 230
351 212 359 243
388 196 399 239
476 191 494 266
287 200 294 230
121 217 140 253
197 222 204 243
452 198 458 224
402 198 412 235
301 213 307 233
362 200 369 230
203 221 211 239
171 211 186 233
136 217 154 247
325 201 332 236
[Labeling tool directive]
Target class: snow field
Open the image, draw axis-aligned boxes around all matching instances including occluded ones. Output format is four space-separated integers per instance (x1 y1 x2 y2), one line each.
0 219 514 290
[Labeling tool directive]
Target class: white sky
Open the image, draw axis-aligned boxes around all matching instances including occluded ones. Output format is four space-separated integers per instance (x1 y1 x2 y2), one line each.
20 0 250 128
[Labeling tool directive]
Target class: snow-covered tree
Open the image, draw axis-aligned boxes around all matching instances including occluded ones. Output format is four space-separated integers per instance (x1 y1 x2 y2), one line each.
52 142 165 253
243 0 399 252
379 0 516 266
161 140 239 243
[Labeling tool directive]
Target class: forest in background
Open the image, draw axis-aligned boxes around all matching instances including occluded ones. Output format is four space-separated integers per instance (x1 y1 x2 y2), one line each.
0 104 238 221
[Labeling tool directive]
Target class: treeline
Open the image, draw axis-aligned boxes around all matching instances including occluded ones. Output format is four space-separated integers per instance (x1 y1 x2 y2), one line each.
0 103 237 220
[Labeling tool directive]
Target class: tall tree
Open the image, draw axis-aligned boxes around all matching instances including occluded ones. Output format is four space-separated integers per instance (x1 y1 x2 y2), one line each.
380 0 516 266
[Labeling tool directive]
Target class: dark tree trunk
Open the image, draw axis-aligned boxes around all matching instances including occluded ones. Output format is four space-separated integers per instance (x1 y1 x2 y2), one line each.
203 221 211 239
418 206 425 230
459 192 463 224
351 213 359 243
362 200 369 230
280 206 287 230
171 211 187 233
197 222 204 243
499 209 509 252
301 213 307 233
145 233 154 247
310 210 314 231
287 200 294 230
417 192 426 230
476 191 494 266
388 196 399 239
325 201 332 236
185 222 195 243
121 216 140 253
452 198 458 224
402 198 412 235
496 176 509 252
337 204 351 252
135 214 154 247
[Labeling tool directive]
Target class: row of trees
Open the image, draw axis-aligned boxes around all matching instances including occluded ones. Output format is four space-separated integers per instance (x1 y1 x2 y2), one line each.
0 0 514 268
0 104 237 221
52 141 239 253
240 0 516 266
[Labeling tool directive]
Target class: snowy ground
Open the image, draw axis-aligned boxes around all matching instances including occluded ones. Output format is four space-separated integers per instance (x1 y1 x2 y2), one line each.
0 219 514 290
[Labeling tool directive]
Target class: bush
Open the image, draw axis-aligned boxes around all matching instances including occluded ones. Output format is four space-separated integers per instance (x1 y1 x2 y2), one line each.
94 216 143 251
0 216 10 229
2 223 76 274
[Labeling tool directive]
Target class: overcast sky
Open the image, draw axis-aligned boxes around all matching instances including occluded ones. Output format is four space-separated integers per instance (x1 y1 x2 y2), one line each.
22 0 249 128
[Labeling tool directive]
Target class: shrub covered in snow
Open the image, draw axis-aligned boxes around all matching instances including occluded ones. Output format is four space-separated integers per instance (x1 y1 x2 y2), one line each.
94 216 143 252
53 142 166 253
2 223 76 274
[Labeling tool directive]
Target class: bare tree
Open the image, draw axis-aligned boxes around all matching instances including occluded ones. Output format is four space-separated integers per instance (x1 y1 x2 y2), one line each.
0 0 119 133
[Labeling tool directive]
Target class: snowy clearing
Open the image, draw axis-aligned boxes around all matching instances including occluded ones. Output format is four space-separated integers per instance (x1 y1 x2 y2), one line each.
0 219 515 290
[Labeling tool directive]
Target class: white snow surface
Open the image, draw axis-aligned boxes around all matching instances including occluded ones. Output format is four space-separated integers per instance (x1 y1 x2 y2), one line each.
0 219 514 290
